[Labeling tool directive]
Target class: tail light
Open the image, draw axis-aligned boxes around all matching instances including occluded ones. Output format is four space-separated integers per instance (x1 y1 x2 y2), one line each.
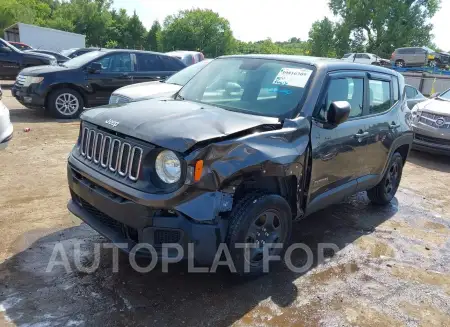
391 52 395 60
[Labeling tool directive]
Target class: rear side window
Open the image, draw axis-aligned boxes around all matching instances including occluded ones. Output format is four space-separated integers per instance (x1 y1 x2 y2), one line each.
160 55 185 71
369 80 391 114
397 48 414 54
96 53 133 72
355 54 370 59
135 53 164 72
318 77 364 120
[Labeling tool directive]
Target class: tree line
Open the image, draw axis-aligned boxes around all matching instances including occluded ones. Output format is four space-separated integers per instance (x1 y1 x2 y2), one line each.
0 0 444 59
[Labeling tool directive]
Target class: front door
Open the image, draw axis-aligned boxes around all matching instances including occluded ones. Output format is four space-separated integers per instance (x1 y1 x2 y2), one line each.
86 52 135 106
0 42 19 78
307 72 369 214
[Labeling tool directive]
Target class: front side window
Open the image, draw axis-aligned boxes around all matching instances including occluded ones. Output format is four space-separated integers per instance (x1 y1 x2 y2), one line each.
438 89 450 101
178 58 314 118
96 53 132 72
369 80 391 114
64 51 103 68
405 86 418 99
317 77 364 120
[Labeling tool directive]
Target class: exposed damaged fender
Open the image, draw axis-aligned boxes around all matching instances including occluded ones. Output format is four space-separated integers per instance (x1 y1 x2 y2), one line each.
175 117 312 221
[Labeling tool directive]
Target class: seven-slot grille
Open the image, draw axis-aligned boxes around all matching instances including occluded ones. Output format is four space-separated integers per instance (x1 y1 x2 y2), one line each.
419 112 450 129
15 74 26 87
80 127 143 181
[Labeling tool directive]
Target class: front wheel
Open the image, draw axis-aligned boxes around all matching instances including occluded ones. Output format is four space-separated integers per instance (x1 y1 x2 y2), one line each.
367 152 403 205
226 192 292 276
48 88 84 119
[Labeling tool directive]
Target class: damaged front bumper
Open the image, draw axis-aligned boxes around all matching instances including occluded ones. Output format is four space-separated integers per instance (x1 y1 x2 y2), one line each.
67 154 229 264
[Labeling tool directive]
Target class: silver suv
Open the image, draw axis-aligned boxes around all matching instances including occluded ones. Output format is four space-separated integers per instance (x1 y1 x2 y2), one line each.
411 88 450 155
391 47 436 68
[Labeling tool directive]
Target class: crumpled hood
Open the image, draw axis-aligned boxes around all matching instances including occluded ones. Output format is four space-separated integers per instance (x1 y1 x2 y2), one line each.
113 81 181 100
415 98 450 115
81 99 279 152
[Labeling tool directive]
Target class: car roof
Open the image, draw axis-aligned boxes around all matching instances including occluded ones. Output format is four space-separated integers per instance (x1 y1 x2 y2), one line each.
217 54 400 76
167 50 202 55
98 49 179 57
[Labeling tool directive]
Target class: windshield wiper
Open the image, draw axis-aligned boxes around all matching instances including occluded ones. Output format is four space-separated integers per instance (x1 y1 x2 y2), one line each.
175 93 185 100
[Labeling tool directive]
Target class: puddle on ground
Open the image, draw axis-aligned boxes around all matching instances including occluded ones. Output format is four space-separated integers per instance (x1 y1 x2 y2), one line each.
400 302 450 327
391 265 450 294
307 263 359 284
355 236 395 258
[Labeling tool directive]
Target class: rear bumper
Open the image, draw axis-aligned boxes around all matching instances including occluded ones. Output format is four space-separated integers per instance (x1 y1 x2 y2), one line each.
67 161 225 264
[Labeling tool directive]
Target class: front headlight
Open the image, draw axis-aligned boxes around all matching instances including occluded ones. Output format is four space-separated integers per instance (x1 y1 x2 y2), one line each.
155 150 181 184
22 76 44 87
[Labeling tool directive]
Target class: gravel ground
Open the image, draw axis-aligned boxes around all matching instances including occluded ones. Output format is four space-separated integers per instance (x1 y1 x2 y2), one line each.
0 81 449 327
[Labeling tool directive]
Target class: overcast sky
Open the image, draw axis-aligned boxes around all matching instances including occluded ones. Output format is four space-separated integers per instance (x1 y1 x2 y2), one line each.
112 0 450 51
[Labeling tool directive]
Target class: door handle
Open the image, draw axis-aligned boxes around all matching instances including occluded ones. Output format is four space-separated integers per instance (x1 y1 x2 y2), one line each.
354 131 369 138
119 73 131 79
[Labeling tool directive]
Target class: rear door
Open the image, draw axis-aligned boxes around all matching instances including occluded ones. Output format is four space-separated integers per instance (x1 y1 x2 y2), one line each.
364 72 401 182
132 53 173 84
307 71 369 213
86 52 134 106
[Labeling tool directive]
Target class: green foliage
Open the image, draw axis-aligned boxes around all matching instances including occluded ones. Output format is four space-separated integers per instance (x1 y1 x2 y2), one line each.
0 1 443 60
147 20 162 51
308 17 336 57
328 0 442 58
162 9 234 57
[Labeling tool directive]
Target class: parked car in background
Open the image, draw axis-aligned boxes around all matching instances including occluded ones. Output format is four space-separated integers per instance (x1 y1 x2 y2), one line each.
68 55 412 275
0 38 57 79
166 50 204 66
341 53 390 66
405 84 427 109
12 49 186 118
435 51 450 68
391 47 438 68
9 41 32 51
26 49 70 64
61 47 101 58
0 86 13 150
109 59 212 104
410 88 450 155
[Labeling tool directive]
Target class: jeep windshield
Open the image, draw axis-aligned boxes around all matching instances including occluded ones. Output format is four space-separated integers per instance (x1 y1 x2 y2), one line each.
177 57 314 118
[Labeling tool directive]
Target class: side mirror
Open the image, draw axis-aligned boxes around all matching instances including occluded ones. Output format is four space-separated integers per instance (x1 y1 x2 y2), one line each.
430 92 440 98
88 62 102 73
327 101 351 126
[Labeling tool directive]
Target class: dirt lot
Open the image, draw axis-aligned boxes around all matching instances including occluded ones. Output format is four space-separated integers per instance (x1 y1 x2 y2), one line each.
0 81 450 327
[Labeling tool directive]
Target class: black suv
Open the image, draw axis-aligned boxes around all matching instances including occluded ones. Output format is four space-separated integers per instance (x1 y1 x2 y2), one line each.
0 38 57 79
67 55 413 275
12 49 186 118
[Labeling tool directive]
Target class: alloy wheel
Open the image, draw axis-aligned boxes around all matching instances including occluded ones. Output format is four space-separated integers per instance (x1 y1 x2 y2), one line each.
55 93 79 116
244 209 286 266
385 161 400 196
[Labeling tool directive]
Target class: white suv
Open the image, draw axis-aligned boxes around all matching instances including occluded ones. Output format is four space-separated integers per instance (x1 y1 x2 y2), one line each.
342 53 390 66
0 86 13 150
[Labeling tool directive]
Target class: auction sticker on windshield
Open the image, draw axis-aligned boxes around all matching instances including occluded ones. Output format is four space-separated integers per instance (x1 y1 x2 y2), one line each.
273 68 313 88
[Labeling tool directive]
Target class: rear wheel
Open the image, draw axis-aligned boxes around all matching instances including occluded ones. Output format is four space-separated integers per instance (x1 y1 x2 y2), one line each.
395 60 405 68
48 88 84 119
226 192 292 276
367 152 403 205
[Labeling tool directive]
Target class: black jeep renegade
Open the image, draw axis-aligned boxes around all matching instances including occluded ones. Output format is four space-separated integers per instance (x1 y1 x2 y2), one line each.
67 55 413 275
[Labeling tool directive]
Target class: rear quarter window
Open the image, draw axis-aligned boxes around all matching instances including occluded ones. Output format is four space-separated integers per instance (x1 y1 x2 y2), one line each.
160 55 185 71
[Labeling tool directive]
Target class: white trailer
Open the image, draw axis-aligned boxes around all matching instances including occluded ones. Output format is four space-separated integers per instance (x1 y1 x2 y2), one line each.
4 22 85 53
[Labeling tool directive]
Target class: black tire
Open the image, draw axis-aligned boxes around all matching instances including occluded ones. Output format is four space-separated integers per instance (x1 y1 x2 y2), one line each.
395 60 405 67
48 88 84 119
226 192 292 276
371 61 380 66
367 152 403 205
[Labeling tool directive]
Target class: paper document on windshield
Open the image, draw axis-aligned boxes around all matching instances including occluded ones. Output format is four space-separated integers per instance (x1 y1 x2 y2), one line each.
273 68 312 88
